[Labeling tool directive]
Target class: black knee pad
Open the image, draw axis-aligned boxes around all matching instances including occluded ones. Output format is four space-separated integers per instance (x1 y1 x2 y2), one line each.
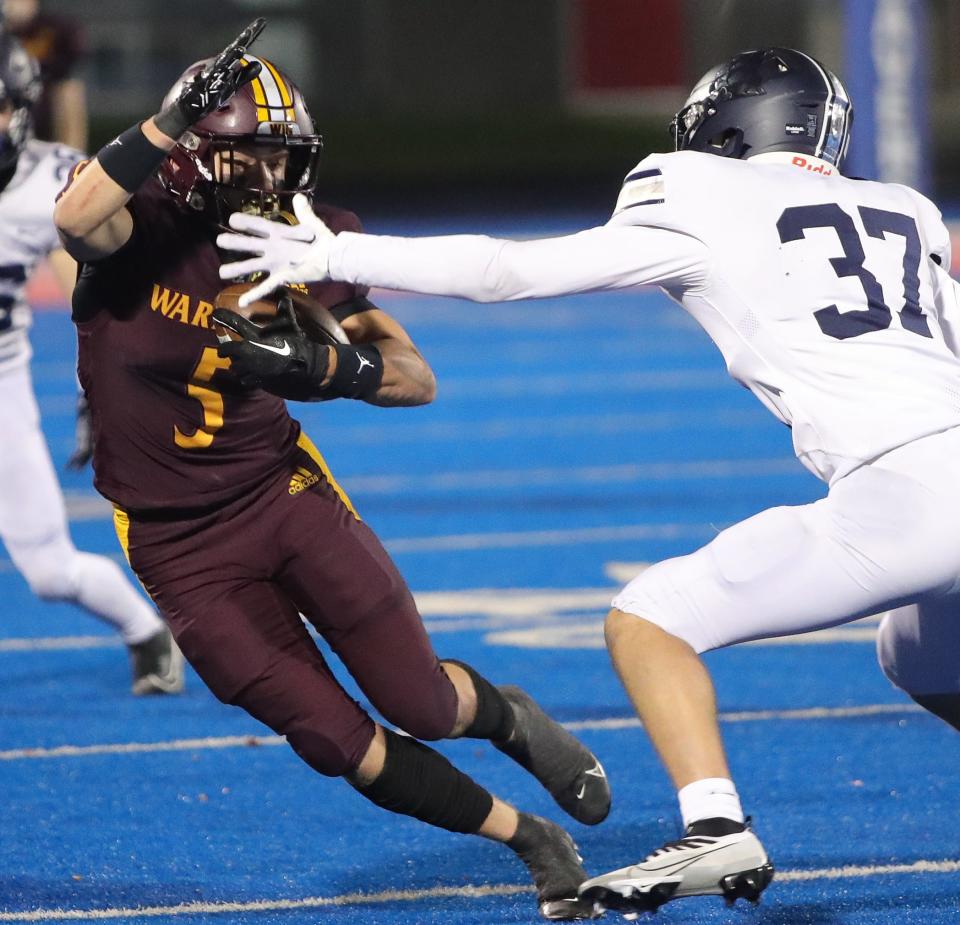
442 659 515 741
353 728 493 834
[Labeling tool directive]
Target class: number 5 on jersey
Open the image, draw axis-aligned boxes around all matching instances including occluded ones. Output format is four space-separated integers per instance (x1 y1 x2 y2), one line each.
175 347 232 449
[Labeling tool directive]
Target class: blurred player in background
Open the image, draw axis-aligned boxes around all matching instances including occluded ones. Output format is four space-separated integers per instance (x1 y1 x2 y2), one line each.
221 46 960 916
53 21 610 920
0 31 182 695
3 0 86 150
5 0 91 470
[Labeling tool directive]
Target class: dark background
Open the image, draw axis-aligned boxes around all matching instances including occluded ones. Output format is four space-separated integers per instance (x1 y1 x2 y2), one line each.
40 0 960 213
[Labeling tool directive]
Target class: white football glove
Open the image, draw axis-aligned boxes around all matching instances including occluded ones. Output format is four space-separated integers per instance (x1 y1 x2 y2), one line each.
217 193 336 308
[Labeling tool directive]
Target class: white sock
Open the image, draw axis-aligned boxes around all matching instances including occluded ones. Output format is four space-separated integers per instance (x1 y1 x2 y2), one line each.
677 777 745 829
68 551 163 645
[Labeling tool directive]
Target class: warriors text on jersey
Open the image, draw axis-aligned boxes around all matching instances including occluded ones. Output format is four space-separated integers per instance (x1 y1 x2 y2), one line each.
324 149 960 484
68 174 368 514
0 139 82 368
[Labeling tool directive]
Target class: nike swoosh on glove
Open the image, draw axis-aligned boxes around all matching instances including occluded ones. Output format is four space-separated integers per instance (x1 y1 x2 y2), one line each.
217 193 336 307
213 307 333 402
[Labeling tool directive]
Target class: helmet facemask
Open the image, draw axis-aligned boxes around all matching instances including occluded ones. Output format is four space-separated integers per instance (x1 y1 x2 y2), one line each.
0 34 40 185
0 97 32 173
173 131 322 225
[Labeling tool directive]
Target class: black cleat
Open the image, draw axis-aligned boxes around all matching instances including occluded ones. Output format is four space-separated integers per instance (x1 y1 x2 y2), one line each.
508 813 603 921
128 626 185 696
495 686 611 825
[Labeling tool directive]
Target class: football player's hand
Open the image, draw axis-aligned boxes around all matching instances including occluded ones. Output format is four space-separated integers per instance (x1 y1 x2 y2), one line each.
213 298 333 401
217 193 336 307
66 393 93 470
155 18 266 140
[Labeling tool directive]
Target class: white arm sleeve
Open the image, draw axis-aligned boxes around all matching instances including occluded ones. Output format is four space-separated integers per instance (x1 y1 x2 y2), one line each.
327 224 708 302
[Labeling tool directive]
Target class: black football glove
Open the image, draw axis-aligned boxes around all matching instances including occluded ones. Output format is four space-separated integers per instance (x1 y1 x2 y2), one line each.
213 297 333 401
66 393 93 470
155 18 266 140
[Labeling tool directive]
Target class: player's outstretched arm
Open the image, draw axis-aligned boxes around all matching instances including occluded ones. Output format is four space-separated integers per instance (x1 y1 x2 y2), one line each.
218 193 337 306
55 18 266 262
221 193 710 304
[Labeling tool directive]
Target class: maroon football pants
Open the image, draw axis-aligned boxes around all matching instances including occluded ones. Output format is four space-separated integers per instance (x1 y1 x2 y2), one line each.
118 436 458 777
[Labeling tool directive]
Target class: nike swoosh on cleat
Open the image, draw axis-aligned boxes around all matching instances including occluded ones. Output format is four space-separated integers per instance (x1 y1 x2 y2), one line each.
577 783 587 800
250 339 292 356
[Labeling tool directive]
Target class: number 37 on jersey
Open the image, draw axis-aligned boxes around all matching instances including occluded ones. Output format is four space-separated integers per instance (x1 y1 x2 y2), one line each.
777 202 936 341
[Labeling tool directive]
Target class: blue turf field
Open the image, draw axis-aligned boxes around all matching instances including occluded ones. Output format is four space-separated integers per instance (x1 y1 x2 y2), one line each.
2 213 959 923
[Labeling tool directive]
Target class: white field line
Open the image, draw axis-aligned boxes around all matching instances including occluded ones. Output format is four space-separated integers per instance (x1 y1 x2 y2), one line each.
1 586 883 652
386 523 718 554
0 622 879 653
0 703 923 762
0 735 285 761
426 366 729 399
0 523 714 573
562 702 923 732
343 457 800 496
484 622 882 650
0 635 124 652
1 858 958 921
56 456 801 524
286 408 766 447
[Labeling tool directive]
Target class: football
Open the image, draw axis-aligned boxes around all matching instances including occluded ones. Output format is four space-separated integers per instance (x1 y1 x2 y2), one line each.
213 282 349 346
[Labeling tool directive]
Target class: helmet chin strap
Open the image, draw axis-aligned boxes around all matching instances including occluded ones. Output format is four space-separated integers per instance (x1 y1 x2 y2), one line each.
717 129 746 159
696 127 746 159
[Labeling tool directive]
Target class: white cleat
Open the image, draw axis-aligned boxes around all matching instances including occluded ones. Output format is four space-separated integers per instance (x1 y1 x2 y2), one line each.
578 824 773 915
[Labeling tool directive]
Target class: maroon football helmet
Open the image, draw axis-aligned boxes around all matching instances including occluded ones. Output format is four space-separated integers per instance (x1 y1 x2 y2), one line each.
158 55 322 224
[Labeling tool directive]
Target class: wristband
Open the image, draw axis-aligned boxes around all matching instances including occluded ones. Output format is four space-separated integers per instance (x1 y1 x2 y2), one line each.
153 103 191 143
96 123 170 193
327 344 384 400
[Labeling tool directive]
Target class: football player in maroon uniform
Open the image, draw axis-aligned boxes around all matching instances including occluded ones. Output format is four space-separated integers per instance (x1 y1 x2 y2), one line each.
4 0 87 149
53 21 609 920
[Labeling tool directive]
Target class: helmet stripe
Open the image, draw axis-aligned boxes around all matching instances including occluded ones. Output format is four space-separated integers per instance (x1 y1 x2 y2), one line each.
242 56 271 120
794 49 835 159
244 54 294 122
260 57 294 110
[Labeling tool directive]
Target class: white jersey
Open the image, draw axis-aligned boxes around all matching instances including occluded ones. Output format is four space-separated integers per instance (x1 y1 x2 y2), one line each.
329 149 960 483
0 139 83 369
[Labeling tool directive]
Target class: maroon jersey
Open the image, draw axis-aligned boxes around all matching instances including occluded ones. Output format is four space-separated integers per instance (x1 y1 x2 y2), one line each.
10 12 84 142
71 176 368 515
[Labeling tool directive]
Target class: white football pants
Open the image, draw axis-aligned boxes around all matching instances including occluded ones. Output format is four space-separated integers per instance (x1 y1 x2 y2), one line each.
613 426 960 698
0 361 162 644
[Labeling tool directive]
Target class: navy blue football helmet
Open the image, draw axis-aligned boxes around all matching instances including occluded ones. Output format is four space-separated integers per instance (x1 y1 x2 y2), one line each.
671 47 853 168
0 31 40 176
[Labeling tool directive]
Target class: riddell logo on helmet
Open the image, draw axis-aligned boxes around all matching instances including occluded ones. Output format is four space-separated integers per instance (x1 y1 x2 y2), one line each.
791 155 833 176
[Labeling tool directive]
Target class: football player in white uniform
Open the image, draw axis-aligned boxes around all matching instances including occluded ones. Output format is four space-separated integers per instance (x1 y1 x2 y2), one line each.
216 47 960 913
0 32 183 695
